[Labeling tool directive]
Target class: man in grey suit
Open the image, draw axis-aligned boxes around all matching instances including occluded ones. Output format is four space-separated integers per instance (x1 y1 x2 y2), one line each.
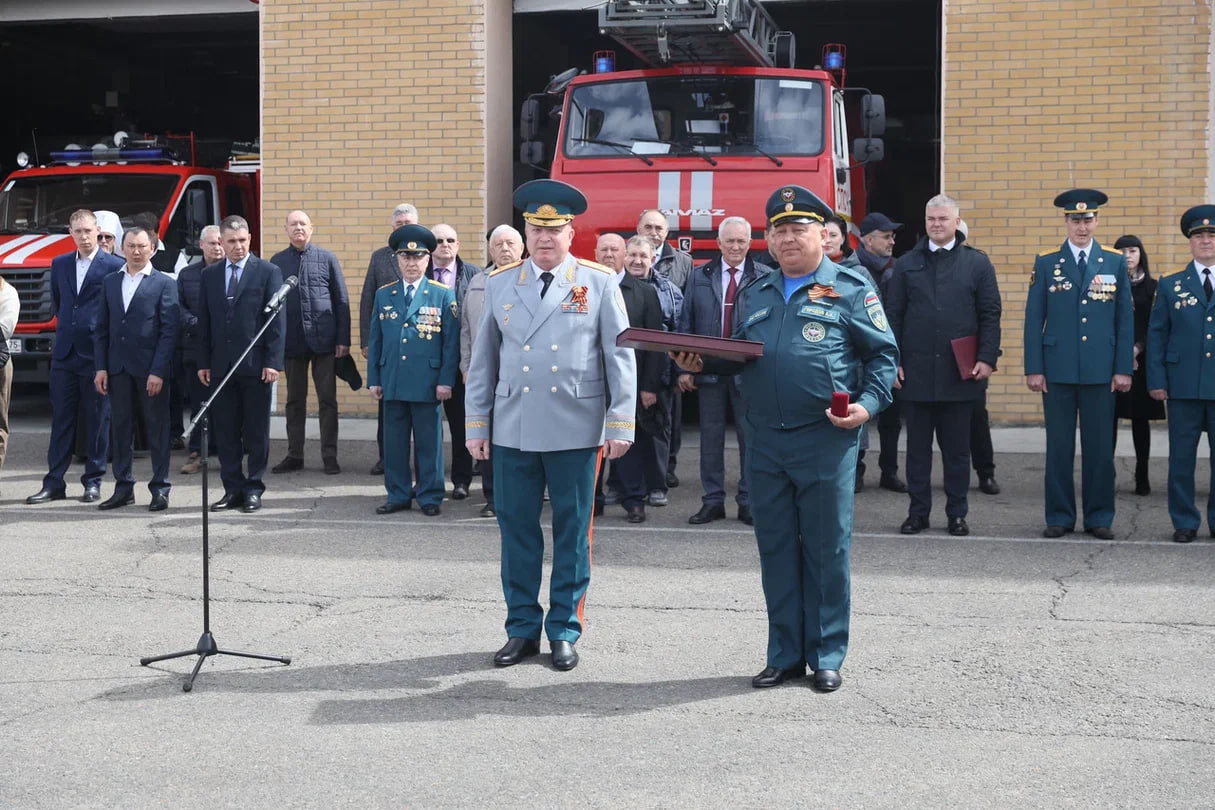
466 180 636 672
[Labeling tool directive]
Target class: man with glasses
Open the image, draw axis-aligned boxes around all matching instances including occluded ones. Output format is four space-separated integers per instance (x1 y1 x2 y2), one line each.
368 225 458 517
426 224 482 500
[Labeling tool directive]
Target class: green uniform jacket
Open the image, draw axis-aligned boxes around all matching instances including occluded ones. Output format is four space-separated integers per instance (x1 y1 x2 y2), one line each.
1023 240 1133 383
367 278 459 401
707 257 900 427
1146 262 1215 399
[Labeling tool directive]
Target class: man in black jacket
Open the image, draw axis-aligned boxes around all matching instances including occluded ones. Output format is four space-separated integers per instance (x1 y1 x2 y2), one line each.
360 203 419 475
677 216 770 525
270 210 351 476
177 226 226 474
886 196 1002 536
197 215 286 513
614 236 668 523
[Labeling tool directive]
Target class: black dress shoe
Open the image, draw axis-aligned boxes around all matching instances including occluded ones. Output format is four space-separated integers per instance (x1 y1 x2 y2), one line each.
369 459 385 475
900 515 930 535
551 640 579 671
751 664 806 688
271 456 303 474
1085 527 1114 540
81 485 101 503
1042 525 1071 538
149 493 169 512
98 490 135 510
211 493 244 511
479 503 496 518
26 488 66 505
879 475 908 493
1173 528 1197 543
688 503 726 524
323 458 341 475
738 505 754 526
493 637 540 667
625 505 646 523
452 484 469 500
1134 478 1151 496
978 476 1001 495
421 503 441 516
240 493 263 513
948 516 969 536
665 471 679 488
593 502 604 517
376 502 411 515
812 669 843 692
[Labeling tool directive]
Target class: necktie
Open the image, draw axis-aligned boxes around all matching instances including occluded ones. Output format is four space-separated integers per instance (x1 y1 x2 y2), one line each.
403 283 415 309
226 265 238 302
1077 250 1087 277
1205 269 1213 301
723 268 739 337
540 272 554 298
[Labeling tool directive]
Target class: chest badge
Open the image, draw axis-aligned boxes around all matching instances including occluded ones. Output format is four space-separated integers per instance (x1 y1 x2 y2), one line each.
802 321 826 343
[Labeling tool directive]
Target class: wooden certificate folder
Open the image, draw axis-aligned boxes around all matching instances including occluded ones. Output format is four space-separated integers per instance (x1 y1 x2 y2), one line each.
616 327 765 362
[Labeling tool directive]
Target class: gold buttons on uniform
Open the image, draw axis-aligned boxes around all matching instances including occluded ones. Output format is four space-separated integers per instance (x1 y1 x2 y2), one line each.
1207 353 1212 359
1081 299 1088 305
551 366 558 372
1081 317 1087 323
522 366 530 372
551 387 557 393
551 344 559 351
1081 336 1088 342
401 355 407 360
523 386 530 393
1207 316 1212 322
402 337 407 343
523 344 531 352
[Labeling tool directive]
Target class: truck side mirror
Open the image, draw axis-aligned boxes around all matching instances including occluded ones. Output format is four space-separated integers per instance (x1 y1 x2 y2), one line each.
520 96 542 142
520 141 545 166
861 94 886 137
852 138 884 164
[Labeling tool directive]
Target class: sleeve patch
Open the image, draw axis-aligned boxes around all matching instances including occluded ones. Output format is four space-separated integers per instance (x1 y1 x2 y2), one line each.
866 304 888 332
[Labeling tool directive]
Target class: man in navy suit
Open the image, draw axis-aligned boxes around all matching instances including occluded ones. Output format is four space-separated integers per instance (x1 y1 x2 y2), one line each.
197 215 286 513
93 226 180 511
27 209 124 504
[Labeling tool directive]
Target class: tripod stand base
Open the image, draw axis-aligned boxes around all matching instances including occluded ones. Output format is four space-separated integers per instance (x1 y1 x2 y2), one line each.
140 632 291 692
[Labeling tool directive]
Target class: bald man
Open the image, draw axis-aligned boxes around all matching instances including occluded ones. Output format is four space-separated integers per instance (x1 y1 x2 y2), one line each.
595 232 628 278
270 210 351 476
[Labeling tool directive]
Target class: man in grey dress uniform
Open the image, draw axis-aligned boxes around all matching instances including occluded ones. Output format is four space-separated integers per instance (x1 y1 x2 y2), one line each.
465 179 637 672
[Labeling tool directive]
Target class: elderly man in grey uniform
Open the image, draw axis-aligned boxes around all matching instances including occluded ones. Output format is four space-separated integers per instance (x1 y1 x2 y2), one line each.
466 179 637 672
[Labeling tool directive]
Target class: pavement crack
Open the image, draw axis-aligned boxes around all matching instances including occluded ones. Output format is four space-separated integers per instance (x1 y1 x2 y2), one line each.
1048 542 1110 620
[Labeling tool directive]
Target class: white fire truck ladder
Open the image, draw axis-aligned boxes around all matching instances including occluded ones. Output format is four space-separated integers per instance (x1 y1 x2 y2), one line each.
598 0 795 67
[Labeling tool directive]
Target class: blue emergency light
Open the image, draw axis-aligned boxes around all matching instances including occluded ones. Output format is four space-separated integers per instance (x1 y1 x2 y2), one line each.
50 147 175 163
824 51 844 70
594 49 615 73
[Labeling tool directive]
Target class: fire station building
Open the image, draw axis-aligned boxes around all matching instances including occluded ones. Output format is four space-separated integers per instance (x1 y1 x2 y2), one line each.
2 0 1213 421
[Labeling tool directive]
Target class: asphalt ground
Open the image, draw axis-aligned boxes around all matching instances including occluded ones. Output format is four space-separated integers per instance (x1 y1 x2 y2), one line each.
0 400 1212 807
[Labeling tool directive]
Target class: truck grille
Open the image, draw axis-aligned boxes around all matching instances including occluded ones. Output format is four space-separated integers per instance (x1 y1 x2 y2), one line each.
0 268 54 324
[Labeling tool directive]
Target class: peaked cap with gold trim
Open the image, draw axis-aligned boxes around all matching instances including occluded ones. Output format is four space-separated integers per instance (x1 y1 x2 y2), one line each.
513 179 587 226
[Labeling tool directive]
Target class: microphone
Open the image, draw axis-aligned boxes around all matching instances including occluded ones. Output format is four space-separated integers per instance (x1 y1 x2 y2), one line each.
263 275 299 313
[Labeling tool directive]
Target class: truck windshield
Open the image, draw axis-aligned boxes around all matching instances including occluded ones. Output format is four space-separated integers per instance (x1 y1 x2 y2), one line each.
0 174 178 234
564 75 824 159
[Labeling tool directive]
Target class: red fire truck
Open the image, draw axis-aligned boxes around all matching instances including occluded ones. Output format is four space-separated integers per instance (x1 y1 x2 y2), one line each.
0 132 259 382
519 0 885 260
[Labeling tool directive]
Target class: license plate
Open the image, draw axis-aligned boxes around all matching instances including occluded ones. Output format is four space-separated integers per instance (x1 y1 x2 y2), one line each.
6 338 19 354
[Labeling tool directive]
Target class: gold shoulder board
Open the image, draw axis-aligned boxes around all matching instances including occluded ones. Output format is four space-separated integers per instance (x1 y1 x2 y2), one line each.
489 259 525 278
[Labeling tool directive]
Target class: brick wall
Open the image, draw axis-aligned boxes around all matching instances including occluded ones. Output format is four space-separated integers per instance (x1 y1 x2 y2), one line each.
943 0 1213 422
262 0 501 417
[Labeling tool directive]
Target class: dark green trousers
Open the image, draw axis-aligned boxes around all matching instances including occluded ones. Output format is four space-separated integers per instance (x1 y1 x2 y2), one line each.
1042 383 1116 529
747 418 859 671
492 444 600 643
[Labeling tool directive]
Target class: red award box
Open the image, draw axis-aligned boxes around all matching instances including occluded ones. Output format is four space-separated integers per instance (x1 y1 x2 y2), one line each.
950 335 978 380
616 327 765 363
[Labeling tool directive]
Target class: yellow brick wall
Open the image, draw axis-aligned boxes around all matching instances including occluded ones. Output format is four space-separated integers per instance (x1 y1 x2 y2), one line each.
943 0 1213 423
261 0 498 417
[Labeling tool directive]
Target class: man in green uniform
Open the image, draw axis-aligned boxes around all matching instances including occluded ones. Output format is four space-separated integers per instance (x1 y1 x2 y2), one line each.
1146 204 1215 542
366 224 459 516
674 186 899 692
1023 189 1132 539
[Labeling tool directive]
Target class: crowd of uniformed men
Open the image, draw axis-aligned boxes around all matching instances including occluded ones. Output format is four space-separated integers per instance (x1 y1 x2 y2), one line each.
6 176 1215 690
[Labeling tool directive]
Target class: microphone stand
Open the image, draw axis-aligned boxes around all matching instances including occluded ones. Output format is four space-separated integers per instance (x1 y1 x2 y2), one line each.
139 295 292 692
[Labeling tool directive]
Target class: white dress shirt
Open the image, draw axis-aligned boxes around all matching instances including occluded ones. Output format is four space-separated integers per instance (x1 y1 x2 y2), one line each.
121 265 152 312
720 264 743 324
928 238 957 252
1068 241 1093 265
76 249 99 293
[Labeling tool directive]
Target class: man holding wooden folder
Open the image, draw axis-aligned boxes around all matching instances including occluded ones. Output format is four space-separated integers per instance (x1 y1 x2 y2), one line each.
885 194 1002 537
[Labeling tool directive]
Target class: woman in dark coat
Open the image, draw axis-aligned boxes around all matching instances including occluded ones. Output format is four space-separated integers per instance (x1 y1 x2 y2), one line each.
1113 234 1165 495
